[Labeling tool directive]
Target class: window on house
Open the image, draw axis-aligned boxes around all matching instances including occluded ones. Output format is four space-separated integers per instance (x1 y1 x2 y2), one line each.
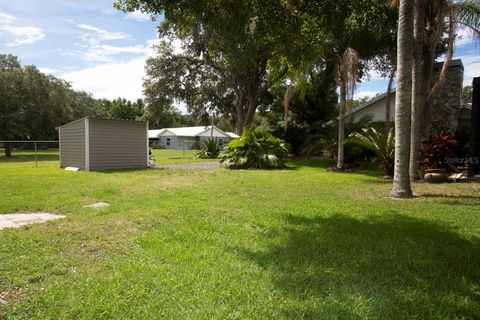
166 138 171 146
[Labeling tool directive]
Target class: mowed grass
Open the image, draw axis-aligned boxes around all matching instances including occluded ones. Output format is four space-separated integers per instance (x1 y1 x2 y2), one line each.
151 149 218 164
0 148 215 169
0 155 479 319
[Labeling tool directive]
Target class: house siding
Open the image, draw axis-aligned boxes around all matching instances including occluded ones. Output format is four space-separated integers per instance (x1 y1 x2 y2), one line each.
346 94 396 123
59 118 86 170
158 136 198 150
156 136 231 150
88 119 147 170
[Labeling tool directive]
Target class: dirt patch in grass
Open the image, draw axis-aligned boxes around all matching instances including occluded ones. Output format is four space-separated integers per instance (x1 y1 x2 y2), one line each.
0 287 26 305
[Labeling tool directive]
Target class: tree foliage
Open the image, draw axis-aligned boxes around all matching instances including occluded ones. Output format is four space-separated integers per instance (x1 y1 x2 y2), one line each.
108 98 144 120
220 128 289 169
116 0 304 134
345 127 395 176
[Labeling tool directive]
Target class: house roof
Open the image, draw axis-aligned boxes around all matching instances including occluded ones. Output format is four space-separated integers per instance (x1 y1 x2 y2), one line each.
149 125 230 138
348 90 395 118
225 132 240 138
148 129 166 138
324 58 464 127
323 90 395 126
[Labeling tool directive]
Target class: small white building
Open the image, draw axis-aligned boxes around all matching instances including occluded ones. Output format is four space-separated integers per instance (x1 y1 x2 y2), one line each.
149 125 239 149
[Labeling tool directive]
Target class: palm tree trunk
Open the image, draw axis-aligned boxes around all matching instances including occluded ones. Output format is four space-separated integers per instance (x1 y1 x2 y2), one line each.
427 11 455 102
385 69 395 133
409 0 425 181
337 82 346 169
391 0 414 198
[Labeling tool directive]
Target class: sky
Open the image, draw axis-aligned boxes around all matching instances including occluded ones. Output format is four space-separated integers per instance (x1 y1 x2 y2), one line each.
1 0 479 112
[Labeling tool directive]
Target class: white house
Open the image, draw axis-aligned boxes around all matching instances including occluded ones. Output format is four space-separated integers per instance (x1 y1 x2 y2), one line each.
149 125 239 149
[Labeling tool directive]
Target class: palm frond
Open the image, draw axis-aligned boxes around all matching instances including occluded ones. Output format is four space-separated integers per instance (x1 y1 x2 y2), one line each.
339 47 359 113
454 0 480 36
344 127 395 175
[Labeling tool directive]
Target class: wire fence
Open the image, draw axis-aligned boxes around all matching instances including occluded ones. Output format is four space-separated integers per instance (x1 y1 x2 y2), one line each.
0 141 59 167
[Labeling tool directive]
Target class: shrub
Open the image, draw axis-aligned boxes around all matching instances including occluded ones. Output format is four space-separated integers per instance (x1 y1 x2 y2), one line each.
196 138 223 159
418 133 457 171
220 128 289 169
151 142 164 149
344 127 395 176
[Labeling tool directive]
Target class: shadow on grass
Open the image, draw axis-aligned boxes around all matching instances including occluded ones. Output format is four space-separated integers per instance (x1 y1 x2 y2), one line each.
421 193 480 200
420 192 480 208
233 214 480 318
289 159 385 178
95 167 155 174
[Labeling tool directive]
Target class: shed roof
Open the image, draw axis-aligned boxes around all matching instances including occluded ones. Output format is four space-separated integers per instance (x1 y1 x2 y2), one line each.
57 117 146 129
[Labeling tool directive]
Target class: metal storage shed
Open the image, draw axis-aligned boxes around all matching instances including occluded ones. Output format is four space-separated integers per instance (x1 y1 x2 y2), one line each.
58 117 148 171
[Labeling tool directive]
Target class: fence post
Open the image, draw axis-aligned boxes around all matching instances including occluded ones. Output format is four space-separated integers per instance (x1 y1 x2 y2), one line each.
34 141 38 167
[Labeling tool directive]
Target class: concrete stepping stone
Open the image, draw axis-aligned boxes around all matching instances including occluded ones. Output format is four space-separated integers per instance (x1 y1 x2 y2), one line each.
82 202 110 208
0 213 65 230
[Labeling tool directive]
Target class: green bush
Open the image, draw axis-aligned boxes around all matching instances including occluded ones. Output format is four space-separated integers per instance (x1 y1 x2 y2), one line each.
345 127 395 176
150 142 165 149
196 138 223 159
220 128 289 169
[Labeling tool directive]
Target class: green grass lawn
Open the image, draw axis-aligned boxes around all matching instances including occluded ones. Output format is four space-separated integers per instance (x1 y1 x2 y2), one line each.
151 149 218 164
0 156 479 319
0 149 216 169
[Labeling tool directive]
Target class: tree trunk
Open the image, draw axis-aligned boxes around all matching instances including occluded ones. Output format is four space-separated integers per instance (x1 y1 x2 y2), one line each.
391 0 414 198
420 49 435 131
409 0 425 181
244 94 257 128
337 82 346 169
385 69 395 133
234 90 245 135
427 12 455 103
4 142 12 157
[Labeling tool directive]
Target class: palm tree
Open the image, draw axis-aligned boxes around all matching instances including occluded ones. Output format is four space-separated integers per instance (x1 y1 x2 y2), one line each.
337 47 359 169
409 0 426 181
410 0 480 180
391 0 414 198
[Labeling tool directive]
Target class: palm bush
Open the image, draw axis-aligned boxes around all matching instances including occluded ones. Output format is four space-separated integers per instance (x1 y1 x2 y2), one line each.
196 138 223 159
345 127 395 176
220 128 289 169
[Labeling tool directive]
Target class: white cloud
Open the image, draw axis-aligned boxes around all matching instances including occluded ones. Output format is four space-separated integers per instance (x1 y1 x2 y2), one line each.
354 90 381 100
38 67 61 75
77 24 131 42
75 23 141 62
82 44 149 62
0 11 44 47
455 53 480 85
59 35 190 113
60 57 146 101
455 28 476 48
0 25 45 47
0 12 16 23
125 10 152 22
